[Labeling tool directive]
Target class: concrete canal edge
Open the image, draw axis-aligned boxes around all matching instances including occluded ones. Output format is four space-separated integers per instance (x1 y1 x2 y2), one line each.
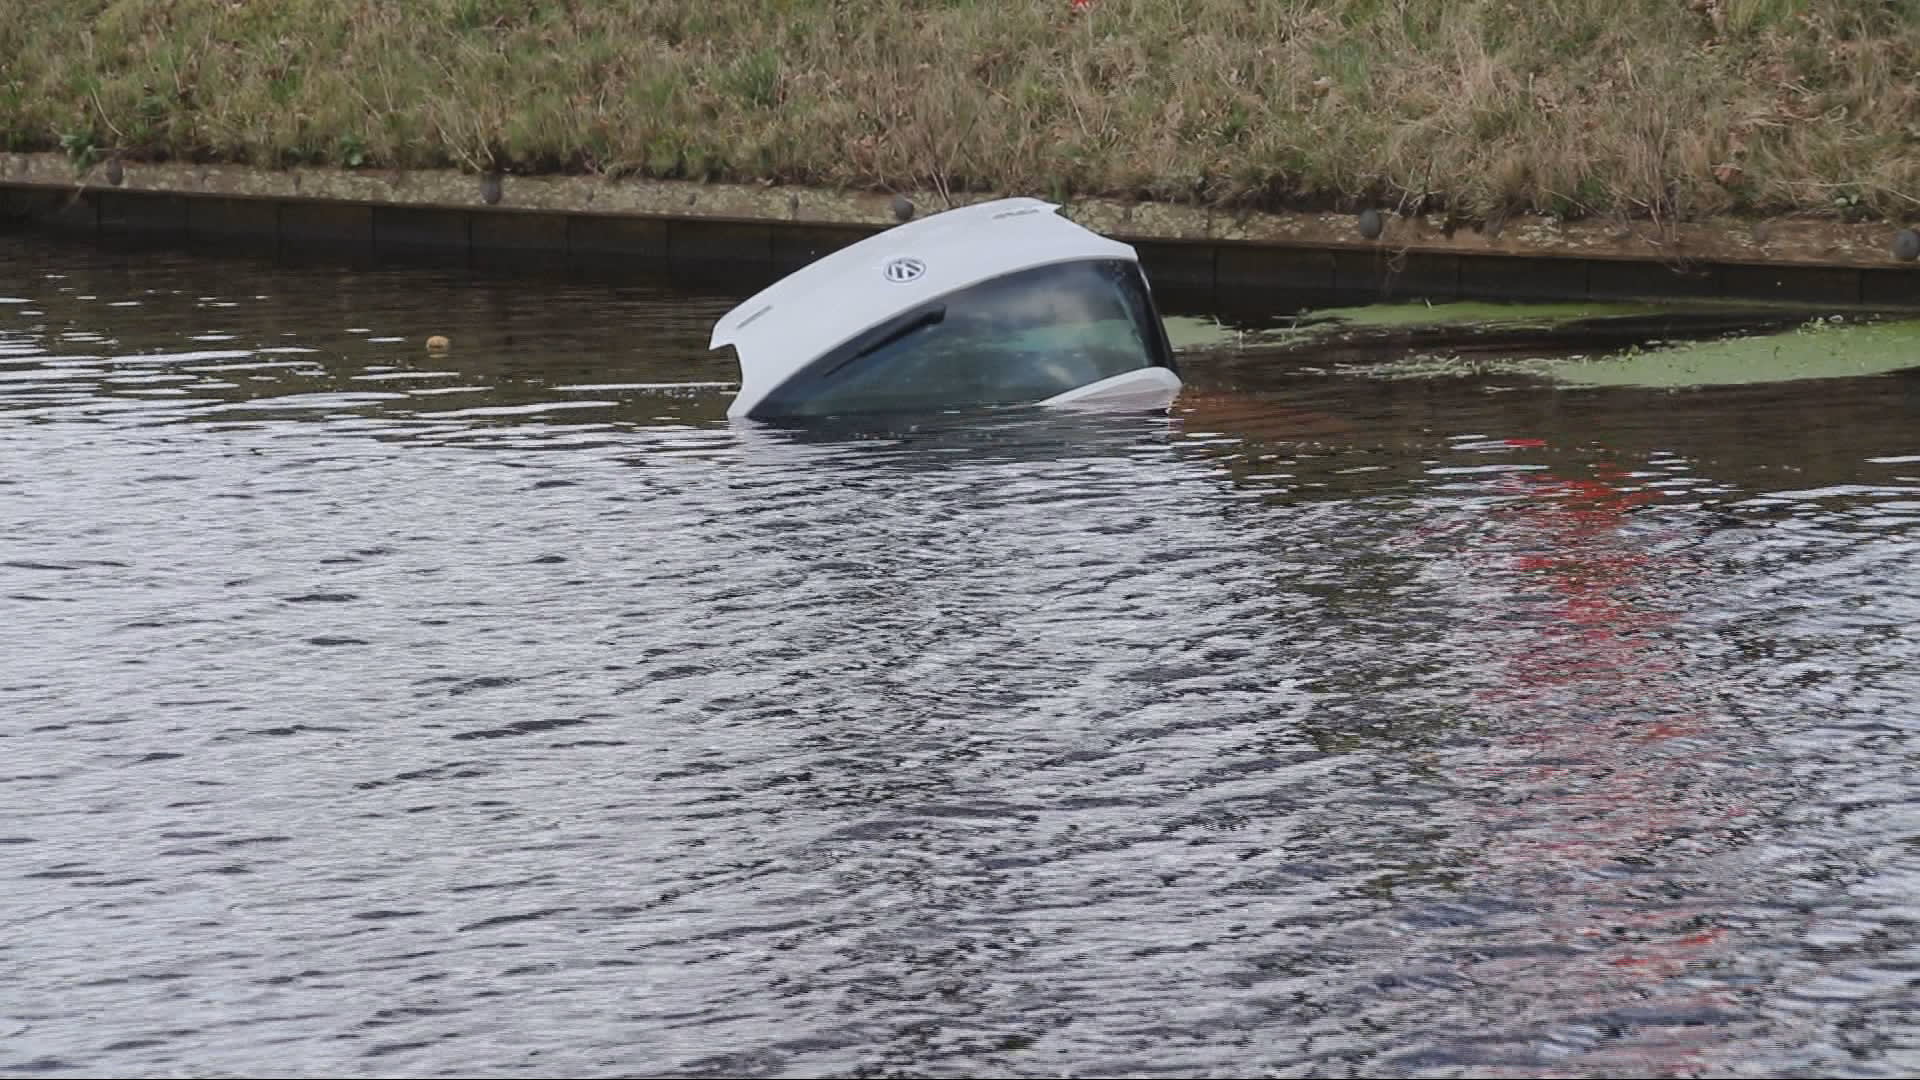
3 151 1918 309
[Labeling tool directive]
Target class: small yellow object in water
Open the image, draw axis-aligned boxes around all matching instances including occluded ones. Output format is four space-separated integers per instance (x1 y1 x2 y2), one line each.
426 335 450 352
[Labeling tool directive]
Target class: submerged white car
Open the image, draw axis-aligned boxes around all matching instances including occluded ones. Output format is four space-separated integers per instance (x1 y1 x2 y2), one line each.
710 198 1182 420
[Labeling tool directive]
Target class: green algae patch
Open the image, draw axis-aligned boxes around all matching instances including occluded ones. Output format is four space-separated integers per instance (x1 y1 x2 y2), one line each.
1168 300 1813 367
1546 319 1920 389
1164 302 1666 355
1330 317 1920 389
1162 316 1242 352
1299 301 1668 331
1161 316 1310 352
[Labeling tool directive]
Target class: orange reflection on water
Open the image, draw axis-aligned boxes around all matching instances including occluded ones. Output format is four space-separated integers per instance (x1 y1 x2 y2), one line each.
1459 449 1754 1077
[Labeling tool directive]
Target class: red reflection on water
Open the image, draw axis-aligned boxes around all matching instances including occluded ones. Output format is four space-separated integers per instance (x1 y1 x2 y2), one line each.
1176 391 1348 442
1458 447 1750 1077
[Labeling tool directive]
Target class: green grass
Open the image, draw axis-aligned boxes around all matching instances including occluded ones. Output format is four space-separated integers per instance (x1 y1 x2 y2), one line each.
4 0 1918 222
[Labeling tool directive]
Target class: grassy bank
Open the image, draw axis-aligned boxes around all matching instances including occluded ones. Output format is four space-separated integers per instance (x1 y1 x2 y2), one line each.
4 1 1917 224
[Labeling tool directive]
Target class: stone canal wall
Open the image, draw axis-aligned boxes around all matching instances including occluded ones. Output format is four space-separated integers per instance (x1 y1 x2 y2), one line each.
3 152 1917 309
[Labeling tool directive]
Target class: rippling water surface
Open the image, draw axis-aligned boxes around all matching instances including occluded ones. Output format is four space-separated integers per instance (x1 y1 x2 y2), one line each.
5 235 1920 1078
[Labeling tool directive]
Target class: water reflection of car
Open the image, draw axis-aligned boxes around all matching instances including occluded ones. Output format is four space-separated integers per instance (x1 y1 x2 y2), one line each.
710 198 1182 419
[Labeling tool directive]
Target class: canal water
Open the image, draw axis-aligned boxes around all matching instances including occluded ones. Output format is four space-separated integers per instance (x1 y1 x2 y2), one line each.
4 234 1920 1078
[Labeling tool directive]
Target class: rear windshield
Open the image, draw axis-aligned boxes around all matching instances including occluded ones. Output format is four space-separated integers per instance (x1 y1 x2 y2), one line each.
751 259 1172 418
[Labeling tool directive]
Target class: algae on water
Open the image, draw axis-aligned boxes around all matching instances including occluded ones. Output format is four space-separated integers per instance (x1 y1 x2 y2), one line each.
1330 317 1920 389
1168 300 1740 357
1297 300 1668 330
1545 318 1920 388
1174 300 1920 390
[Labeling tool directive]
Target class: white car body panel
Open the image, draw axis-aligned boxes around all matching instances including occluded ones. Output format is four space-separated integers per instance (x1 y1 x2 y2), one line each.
710 198 1173 419
1037 366 1183 411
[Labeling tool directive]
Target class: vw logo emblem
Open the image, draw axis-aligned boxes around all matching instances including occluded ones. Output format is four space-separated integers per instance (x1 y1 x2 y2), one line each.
882 256 926 283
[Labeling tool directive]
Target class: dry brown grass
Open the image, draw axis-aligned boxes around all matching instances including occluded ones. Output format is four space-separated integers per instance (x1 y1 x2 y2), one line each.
4 0 1917 222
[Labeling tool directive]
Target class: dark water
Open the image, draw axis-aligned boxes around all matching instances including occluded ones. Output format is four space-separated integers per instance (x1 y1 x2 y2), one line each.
5 235 1920 1079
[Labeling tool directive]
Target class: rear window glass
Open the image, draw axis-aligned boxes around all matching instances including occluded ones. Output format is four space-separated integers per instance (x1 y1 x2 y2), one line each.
752 259 1171 418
